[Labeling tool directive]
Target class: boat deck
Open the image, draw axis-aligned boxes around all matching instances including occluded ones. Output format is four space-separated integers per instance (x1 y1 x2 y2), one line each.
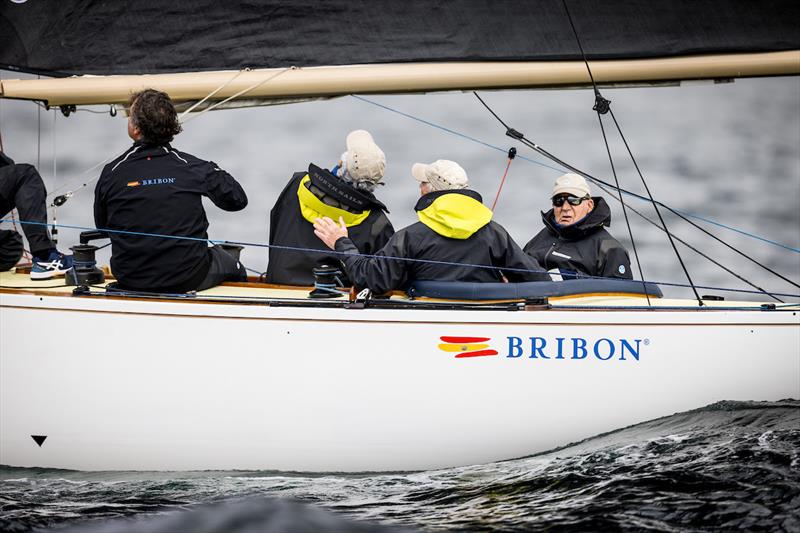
1 269 795 310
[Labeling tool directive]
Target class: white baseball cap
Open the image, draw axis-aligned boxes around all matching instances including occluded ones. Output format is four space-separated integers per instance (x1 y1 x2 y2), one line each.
411 159 469 191
552 173 591 198
344 130 386 184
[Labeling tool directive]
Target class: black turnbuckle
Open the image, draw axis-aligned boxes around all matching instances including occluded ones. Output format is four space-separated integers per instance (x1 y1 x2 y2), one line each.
593 92 611 115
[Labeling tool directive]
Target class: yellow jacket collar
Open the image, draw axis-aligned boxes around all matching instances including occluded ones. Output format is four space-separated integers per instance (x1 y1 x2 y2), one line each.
297 175 371 227
416 190 492 239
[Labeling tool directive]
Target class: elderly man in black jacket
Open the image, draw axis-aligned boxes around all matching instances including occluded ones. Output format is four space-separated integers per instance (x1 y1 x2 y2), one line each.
313 159 548 294
265 130 394 286
524 173 632 280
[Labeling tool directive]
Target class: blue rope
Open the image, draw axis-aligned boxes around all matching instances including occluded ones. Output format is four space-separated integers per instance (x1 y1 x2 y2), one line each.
350 95 565 174
351 95 800 254
4 218 799 299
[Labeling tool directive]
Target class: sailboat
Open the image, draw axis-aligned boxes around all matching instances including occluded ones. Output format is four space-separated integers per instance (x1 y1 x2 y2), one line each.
0 1 798 472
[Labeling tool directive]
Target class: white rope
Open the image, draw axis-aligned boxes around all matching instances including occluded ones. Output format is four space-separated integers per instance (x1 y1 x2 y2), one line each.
32 66 296 203
181 66 296 125
179 69 247 118
46 149 124 199
52 110 57 182
36 83 41 169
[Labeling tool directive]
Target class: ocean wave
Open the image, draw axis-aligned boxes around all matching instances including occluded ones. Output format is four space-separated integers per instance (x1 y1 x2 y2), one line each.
1 399 798 532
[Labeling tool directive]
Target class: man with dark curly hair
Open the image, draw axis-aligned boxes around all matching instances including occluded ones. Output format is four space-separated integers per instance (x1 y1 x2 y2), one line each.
94 89 248 293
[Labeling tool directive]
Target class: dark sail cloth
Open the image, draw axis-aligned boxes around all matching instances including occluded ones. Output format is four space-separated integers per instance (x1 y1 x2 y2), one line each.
4 1 799 76
0 152 56 269
334 189 549 294
265 165 394 286
94 141 248 292
524 197 632 280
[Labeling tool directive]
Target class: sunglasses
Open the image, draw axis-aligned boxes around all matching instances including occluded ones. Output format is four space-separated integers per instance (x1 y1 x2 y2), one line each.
552 195 589 207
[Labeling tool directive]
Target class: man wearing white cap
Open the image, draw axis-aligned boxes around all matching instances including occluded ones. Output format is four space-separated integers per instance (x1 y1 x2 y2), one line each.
265 130 394 286
524 172 632 280
313 159 548 294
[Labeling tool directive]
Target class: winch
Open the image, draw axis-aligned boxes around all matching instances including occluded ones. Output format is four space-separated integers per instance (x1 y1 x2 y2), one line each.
65 231 107 286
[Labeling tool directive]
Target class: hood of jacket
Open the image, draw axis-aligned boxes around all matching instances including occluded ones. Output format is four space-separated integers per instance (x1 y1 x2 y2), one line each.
415 189 492 239
541 196 612 240
296 174 373 227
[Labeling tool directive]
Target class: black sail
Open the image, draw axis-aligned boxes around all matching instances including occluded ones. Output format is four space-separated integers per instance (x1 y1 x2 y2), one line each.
1 0 799 77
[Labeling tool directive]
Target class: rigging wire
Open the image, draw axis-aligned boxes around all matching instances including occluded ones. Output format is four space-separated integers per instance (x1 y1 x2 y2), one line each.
594 108 651 306
36 81 41 170
608 106 800 291
561 0 700 305
350 95 565 173
46 152 121 200
4 217 798 301
471 91 800 294
590 180 784 303
31 100 117 116
51 109 58 246
179 69 247 118
352 94 800 254
38 67 292 203
570 0 797 292
181 66 295 125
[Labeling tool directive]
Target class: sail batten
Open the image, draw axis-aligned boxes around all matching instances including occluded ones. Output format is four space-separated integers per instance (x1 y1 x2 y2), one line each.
2 52 798 107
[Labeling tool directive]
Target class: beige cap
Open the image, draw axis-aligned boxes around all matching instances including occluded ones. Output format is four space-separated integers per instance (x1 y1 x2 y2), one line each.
411 159 469 191
344 130 386 184
552 172 591 198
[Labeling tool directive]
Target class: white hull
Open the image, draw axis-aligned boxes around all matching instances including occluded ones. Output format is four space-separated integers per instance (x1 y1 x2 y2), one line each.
1 288 798 472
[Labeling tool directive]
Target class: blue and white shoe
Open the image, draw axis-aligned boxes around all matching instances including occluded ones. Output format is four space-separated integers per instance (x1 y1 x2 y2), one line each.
30 251 74 280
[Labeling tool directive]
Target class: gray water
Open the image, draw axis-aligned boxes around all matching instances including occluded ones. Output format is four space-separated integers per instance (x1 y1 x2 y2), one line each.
1 401 798 532
1 75 798 299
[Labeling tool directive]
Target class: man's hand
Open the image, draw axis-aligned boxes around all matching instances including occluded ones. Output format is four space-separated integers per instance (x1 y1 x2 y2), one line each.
313 216 349 249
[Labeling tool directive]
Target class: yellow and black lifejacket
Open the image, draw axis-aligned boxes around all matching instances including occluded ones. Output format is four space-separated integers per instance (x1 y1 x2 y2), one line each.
266 164 394 286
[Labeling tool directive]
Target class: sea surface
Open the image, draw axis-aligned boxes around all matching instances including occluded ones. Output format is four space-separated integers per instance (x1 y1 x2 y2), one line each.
1 74 799 531
1 401 798 532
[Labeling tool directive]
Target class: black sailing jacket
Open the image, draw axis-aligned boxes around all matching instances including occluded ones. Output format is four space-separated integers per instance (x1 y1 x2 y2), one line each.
265 168 394 286
523 197 632 280
94 141 247 292
334 189 550 294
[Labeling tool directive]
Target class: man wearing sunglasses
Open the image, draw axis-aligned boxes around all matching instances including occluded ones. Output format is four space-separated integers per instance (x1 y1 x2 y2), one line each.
524 173 632 280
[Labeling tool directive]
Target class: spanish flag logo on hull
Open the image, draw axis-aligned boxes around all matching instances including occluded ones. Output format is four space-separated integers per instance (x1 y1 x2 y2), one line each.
438 336 498 358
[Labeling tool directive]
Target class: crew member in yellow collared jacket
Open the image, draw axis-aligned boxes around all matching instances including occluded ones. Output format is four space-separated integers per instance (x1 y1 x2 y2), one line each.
265 130 394 286
314 159 549 294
